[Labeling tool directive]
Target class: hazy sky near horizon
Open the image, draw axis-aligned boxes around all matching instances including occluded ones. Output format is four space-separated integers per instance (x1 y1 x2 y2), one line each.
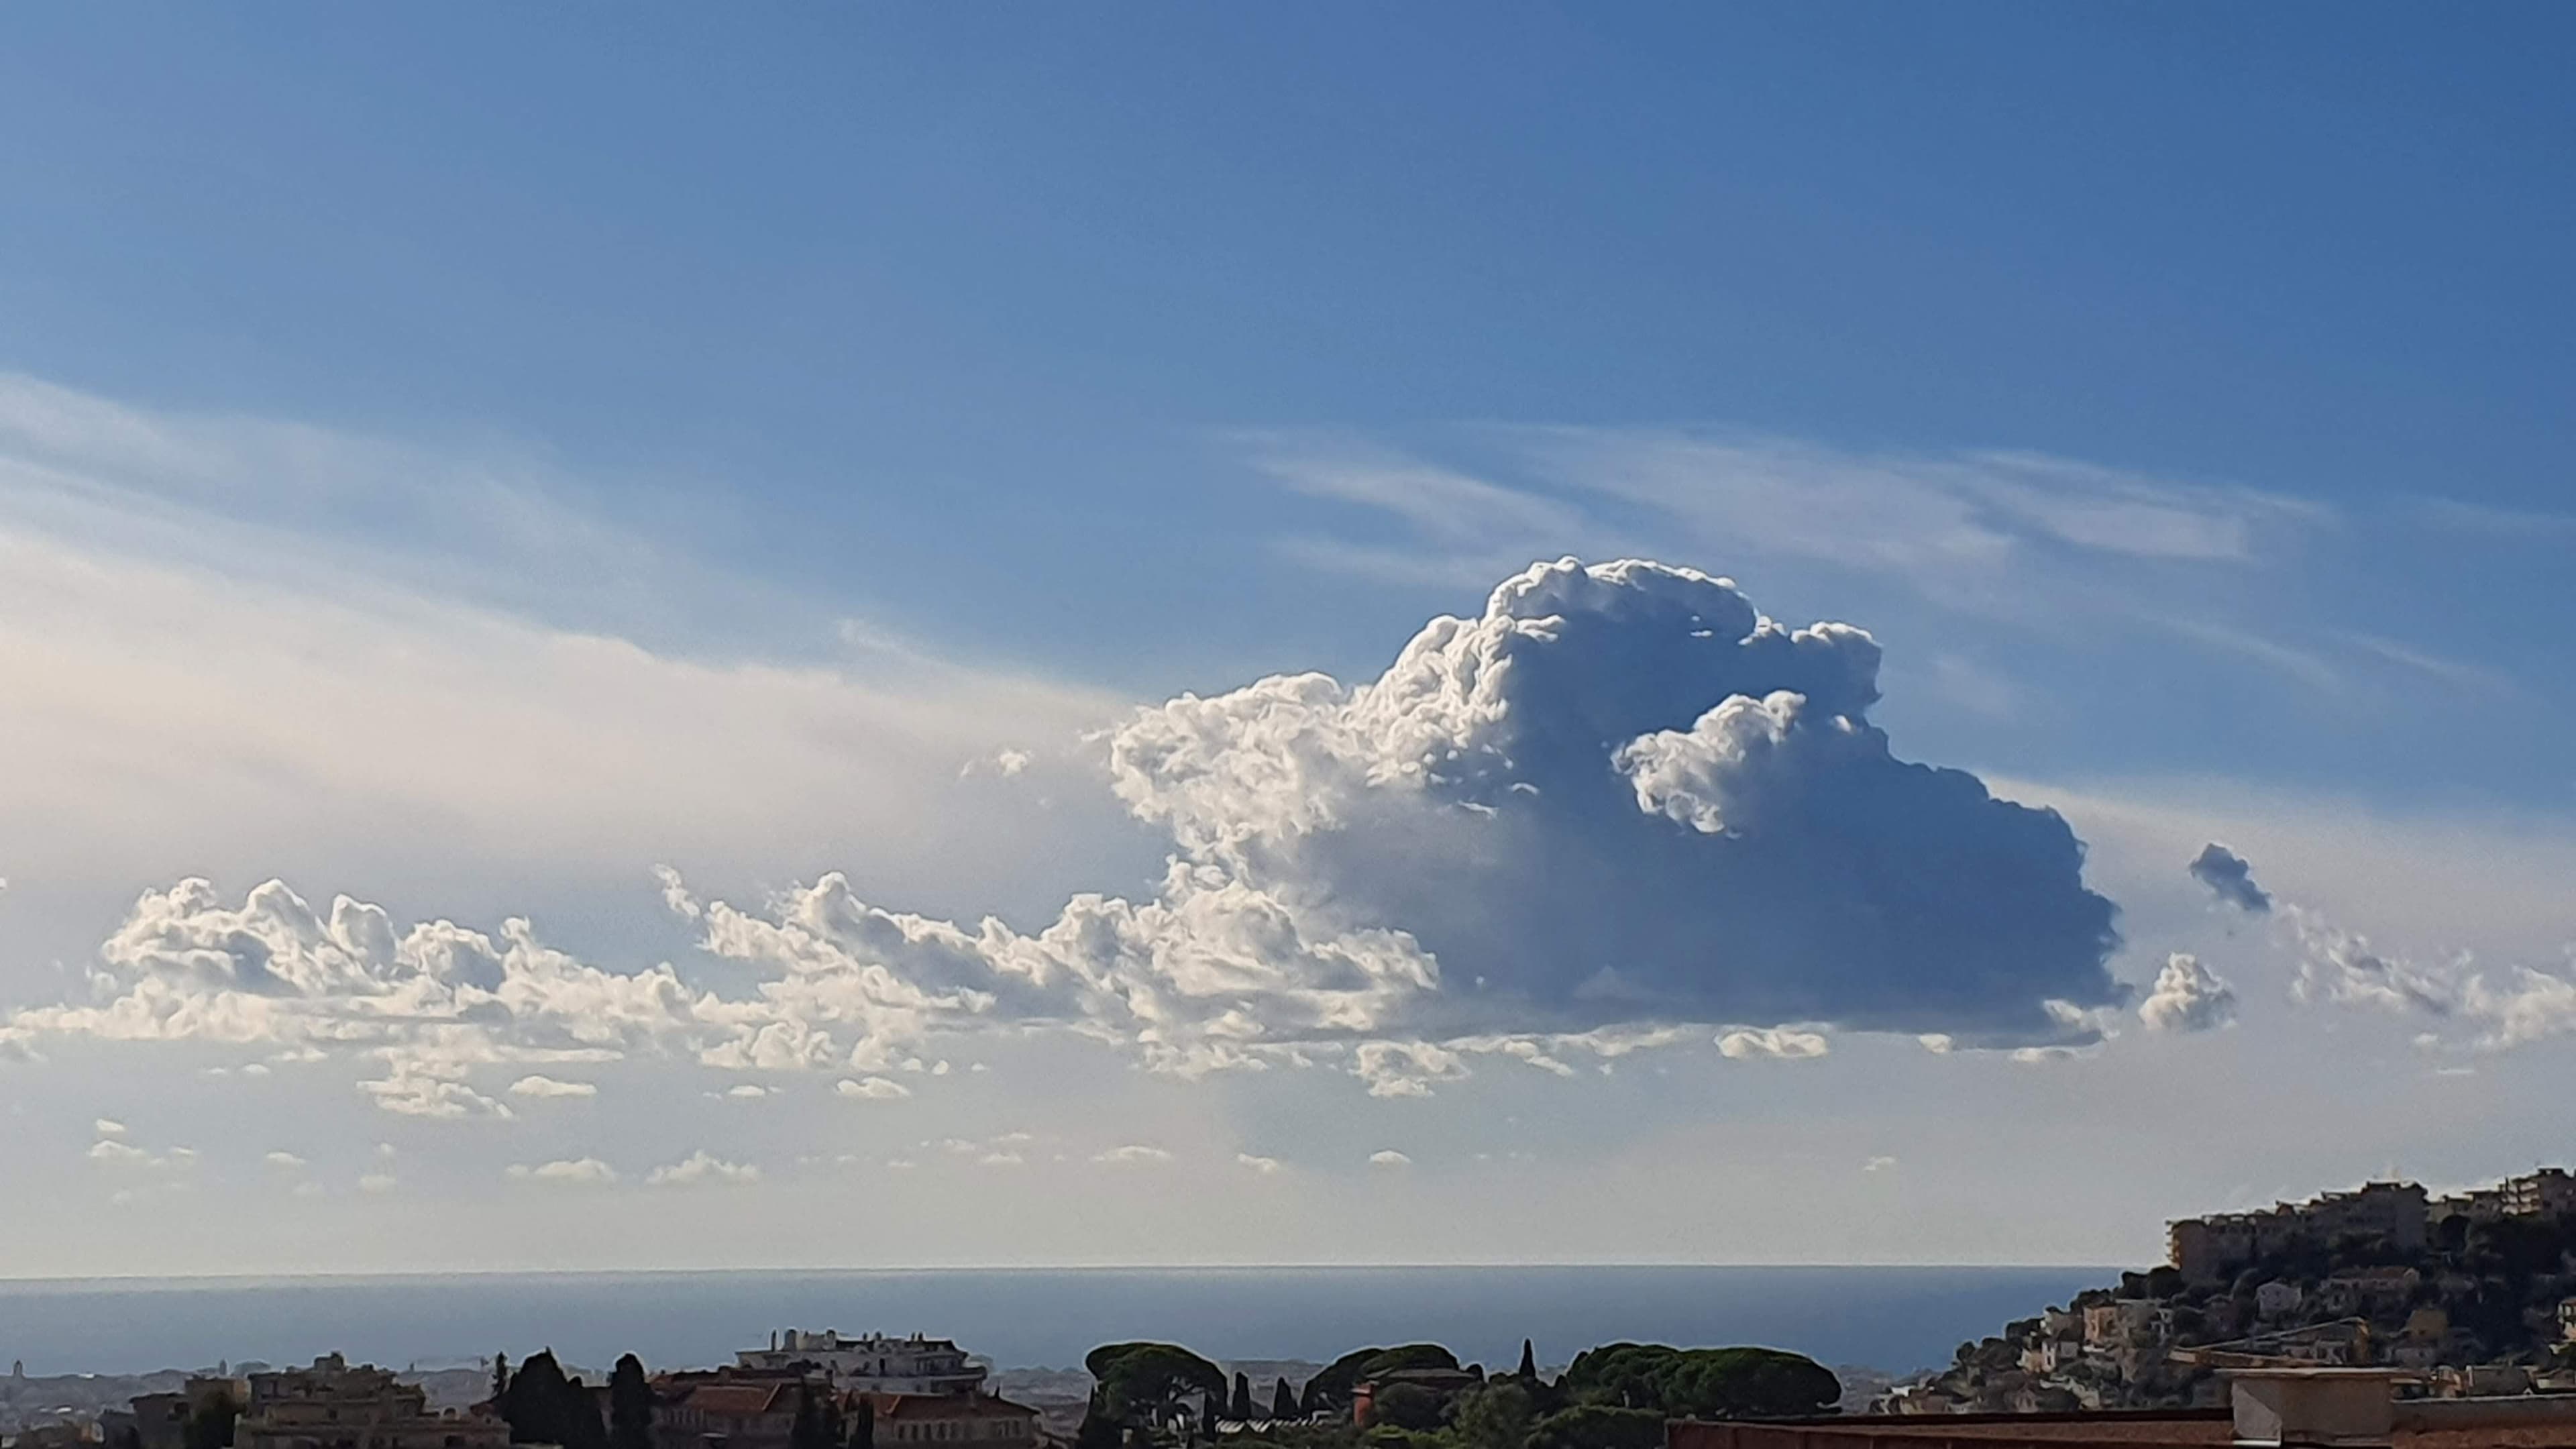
3 5 2575 1279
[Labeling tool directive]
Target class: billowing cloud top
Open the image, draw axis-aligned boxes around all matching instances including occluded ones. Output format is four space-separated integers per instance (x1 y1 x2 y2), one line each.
1105 557 2123 1048
2188 842 2273 914
3 558 2127 1102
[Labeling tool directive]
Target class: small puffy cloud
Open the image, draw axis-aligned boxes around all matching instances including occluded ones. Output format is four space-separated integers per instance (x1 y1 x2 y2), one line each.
1716 1026 1830 1061
1094 1144 1173 1165
722 1083 771 1099
1353 1040 1468 1098
88 1138 152 1165
1368 1149 1411 1167
2139 953 2238 1033
977 1151 1024 1167
263 1150 307 1169
961 749 1034 780
1236 1153 1284 1175
506 1157 619 1186
358 1173 398 1194
361 1069 513 1121
1864 1156 1898 1173
648 1150 759 1185
508 1075 598 1099
2188 843 2272 914
94 1118 127 1137
2010 1045 2087 1064
836 1075 911 1100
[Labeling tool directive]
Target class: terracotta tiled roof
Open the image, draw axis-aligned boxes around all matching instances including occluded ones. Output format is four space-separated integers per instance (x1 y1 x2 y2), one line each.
673 1384 799 1416
860 1395 1038 1421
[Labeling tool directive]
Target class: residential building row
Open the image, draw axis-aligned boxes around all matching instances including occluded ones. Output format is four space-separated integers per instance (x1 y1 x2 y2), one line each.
2163 1165 2576 1279
100 1341 1042 1449
101 1356 509 1449
2166 1182 2430 1286
2168 1171 2576 1287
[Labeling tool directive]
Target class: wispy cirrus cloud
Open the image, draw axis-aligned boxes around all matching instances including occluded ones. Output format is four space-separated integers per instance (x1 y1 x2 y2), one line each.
1246 425 2520 704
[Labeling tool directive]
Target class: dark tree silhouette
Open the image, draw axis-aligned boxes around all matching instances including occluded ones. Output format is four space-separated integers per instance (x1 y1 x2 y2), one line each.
1075 1389 1120 1449
1228 1374 1252 1421
608 1355 653 1449
494 1355 512 1405
501 1350 609 1449
182 1391 239 1449
790 1385 835 1449
847 1397 875 1449
1518 1341 1539 1382
1270 1379 1296 1421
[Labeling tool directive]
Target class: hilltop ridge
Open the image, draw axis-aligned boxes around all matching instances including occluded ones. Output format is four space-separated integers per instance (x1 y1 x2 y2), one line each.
1896 1168 2576 1414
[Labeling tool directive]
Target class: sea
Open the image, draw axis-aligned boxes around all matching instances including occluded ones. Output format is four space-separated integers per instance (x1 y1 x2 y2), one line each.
0 1266 2111 1380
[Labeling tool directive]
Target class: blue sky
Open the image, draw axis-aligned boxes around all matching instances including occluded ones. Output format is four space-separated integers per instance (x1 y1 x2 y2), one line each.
1 7 2573 1277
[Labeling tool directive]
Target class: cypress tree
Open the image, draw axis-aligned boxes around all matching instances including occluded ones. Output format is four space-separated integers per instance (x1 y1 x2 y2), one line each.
791 1386 834 1449
1269 1380 1295 1421
1516 1340 1537 1382
608 1355 654 1449
1228 1374 1252 1422
564 1374 610 1449
847 1397 875 1449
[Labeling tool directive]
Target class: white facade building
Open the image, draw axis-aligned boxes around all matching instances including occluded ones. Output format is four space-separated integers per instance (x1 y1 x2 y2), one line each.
736 1332 987 1395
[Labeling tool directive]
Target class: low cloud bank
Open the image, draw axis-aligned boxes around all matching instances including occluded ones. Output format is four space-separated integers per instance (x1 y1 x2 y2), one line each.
5 559 2132 1097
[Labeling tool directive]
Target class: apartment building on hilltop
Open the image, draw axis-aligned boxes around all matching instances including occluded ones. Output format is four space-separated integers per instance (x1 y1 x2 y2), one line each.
225 1356 504 1449
735 1335 984 1397
2168 1183 2428 1285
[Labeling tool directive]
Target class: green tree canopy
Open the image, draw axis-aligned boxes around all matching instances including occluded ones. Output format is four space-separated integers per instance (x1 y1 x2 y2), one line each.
1368 1385 1445 1434
1083 1344 1229 1425
1451 1381 1534 1449
1074 1390 1120 1449
1525 1405 1666 1449
1300 1346 1460 1413
1559 1345 1837 1421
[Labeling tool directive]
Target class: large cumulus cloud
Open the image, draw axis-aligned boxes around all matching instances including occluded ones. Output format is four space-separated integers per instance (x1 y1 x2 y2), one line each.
5 558 2130 1097
1099 557 2123 1046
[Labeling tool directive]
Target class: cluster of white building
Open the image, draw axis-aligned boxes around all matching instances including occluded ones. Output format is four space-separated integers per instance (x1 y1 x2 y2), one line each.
733 1333 987 1398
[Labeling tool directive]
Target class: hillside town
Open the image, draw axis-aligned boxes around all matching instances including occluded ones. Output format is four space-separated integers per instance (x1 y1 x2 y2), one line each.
1895 1168 2576 1415
19 1170 2576 1449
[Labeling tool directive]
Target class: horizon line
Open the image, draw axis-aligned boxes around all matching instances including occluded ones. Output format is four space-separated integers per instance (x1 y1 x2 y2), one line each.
0 1261 2128 1289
